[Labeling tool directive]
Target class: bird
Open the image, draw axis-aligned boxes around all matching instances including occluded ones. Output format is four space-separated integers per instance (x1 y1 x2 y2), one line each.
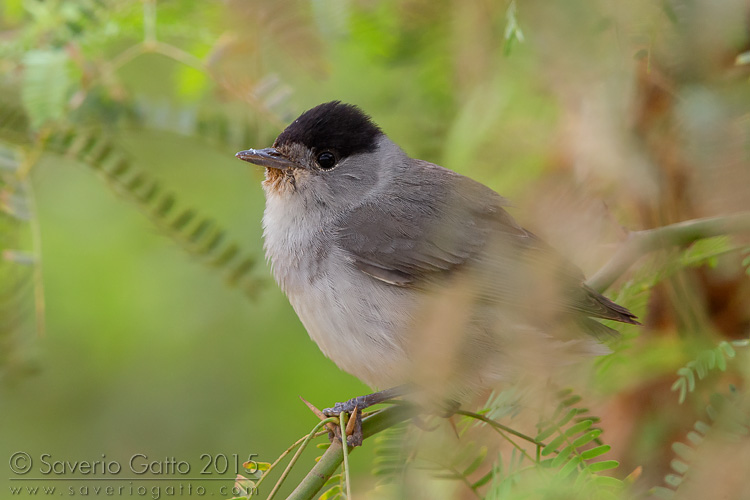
236 101 638 420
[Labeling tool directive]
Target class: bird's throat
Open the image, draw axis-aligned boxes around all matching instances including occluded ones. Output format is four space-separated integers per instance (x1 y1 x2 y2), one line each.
262 167 295 194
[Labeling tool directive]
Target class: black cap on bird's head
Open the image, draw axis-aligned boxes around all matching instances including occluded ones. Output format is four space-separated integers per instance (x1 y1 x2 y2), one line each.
274 101 383 158
236 101 384 171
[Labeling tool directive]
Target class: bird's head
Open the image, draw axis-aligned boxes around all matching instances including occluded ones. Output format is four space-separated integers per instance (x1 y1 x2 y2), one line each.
236 101 402 209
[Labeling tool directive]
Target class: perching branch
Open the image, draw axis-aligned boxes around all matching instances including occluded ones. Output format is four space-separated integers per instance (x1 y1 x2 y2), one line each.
285 404 414 500
587 212 750 293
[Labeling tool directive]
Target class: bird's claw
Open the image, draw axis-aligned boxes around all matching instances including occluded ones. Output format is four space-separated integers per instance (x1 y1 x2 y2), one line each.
325 406 363 447
323 387 402 416
344 407 363 447
314 387 405 447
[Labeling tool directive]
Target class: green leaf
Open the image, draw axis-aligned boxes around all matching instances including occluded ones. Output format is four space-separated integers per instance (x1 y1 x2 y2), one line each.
572 429 602 448
462 447 487 477
670 459 689 474
671 442 694 461
542 434 567 456
587 460 619 472
538 458 555 468
694 421 711 434
471 470 493 489
557 455 582 478
503 0 525 55
716 352 727 371
433 472 464 480
691 358 705 379
671 378 687 404
705 350 716 370
682 236 731 267
664 474 683 487
172 209 196 230
155 193 175 217
318 484 342 500
660 0 679 24
707 403 719 421
564 420 593 437
719 341 736 358
21 49 70 129
581 444 611 460
322 474 341 488
736 51 750 66
677 367 695 392
214 243 239 266
551 445 574 468
591 475 623 489
686 431 703 445
562 395 583 407
372 456 405 468
651 486 676 498
228 257 255 285
372 466 401 476
536 409 578 441
556 409 579 428
535 424 557 442
556 388 574 398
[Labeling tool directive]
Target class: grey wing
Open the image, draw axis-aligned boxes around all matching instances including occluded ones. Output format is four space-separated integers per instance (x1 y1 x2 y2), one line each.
335 162 638 326
335 164 525 287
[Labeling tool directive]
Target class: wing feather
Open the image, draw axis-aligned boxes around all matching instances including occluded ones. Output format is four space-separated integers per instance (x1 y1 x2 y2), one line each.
334 160 638 327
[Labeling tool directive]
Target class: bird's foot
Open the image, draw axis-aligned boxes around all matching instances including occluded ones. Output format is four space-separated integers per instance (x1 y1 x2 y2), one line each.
322 397 364 417
299 396 364 447
322 386 406 417
336 407 363 447
317 386 406 447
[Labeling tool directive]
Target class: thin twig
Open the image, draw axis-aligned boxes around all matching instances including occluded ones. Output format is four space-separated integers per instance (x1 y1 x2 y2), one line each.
82 0 289 132
339 412 352 500
152 41 204 71
266 417 338 500
587 212 750 292
299 396 337 433
108 42 146 73
456 410 541 463
253 430 328 492
456 410 544 447
143 0 157 45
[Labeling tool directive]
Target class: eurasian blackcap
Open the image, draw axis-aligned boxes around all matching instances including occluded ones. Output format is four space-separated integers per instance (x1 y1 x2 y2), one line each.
236 101 637 413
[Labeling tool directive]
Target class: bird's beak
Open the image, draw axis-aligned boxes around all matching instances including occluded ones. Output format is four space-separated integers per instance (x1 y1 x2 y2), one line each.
235 148 298 171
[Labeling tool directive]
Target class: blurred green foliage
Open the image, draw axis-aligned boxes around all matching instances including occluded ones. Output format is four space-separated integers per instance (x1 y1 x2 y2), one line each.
1 0 749 499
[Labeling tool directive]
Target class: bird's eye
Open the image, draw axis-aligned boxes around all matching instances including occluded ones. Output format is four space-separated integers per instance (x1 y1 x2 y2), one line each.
316 151 336 170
